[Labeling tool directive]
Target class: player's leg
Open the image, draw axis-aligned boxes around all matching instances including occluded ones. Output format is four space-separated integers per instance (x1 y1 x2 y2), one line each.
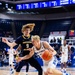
14 60 26 75
44 72 48 75
61 63 64 72
63 62 67 71
61 57 64 72
61 58 71 75
61 56 68 73
28 57 43 75
9 64 14 74
64 56 68 71
44 56 62 75
15 72 19 75
9 57 14 74
46 68 62 75
26 62 29 72
45 68 71 75
26 62 29 75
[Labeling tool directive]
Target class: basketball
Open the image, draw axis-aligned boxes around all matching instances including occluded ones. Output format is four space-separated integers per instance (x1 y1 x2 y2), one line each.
41 50 53 61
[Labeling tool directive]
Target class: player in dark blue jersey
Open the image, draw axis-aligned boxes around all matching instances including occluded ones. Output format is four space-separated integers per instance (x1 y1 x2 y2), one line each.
2 23 43 75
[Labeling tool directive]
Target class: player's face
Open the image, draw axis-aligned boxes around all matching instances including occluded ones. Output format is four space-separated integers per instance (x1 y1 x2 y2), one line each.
64 40 66 45
32 40 39 47
23 28 31 35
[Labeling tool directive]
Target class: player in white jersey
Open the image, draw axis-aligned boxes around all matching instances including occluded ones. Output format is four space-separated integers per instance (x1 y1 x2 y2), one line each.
8 47 16 74
28 35 70 75
60 40 70 72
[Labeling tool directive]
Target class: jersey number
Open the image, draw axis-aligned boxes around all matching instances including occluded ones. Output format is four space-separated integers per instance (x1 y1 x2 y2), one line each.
26 44 29 48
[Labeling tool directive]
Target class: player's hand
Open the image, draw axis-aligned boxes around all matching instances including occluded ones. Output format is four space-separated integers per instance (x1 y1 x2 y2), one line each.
46 68 53 74
49 50 54 56
27 48 33 51
2 38 8 43
62 52 64 54
44 72 48 75
15 50 18 55
16 57 23 62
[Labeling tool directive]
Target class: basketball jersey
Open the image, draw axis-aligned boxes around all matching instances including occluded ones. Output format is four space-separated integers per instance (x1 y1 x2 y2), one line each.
33 41 45 56
15 35 33 56
61 45 68 56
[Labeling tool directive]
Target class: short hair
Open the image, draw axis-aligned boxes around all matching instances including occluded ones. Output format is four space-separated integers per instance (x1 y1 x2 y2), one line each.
21 23 35 33
31 35 40 41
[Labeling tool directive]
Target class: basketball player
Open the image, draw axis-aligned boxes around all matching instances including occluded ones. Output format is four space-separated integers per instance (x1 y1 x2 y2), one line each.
29 35 70 75
7 47 16 74
2 23 43 75
60 39 70 72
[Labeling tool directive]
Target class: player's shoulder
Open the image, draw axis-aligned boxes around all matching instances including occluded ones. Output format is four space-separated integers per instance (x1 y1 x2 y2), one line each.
41 41 50 48
41 40 47 43
42 41 49 45
41 41 45 45
65 44 69 47
17 35 22 39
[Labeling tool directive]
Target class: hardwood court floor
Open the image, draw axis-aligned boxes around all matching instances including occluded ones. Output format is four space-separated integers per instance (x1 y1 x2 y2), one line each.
0 70 38 75
0 66 75 75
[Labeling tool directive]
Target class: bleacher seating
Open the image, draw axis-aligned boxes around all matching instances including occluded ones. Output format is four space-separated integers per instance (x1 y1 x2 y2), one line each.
0 19 13 37
42 19 72 37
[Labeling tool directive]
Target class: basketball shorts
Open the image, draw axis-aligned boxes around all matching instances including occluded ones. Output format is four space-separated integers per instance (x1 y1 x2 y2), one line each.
61 55 68 63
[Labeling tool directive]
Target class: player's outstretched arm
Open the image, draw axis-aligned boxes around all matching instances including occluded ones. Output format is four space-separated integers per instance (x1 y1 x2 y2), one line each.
2 37 17 48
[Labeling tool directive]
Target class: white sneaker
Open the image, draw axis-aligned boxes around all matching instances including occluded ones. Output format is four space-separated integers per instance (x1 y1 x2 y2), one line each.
10 69 14 74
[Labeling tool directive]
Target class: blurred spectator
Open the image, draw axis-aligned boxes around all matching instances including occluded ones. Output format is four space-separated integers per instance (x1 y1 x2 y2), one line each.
53 37 56 43
57 38 61 44
60 37 62 40
54 44 59 52
71 46 75 53
67 56 72 67
54 44 61 58
50 39 53 43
